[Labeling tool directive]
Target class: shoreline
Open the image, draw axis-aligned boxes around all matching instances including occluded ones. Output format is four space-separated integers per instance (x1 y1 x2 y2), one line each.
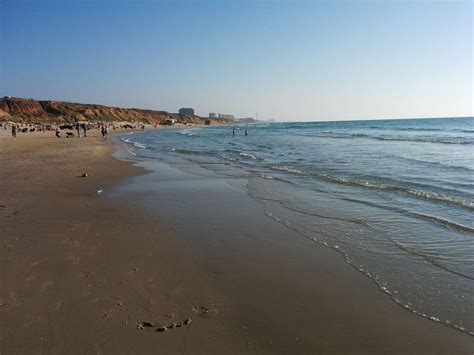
113 134 474 353
0 129 472 353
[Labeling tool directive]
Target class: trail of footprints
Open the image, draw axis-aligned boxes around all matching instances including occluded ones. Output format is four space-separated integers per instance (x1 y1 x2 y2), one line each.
137 304 217 333
137 318 192 332
0 205 20 218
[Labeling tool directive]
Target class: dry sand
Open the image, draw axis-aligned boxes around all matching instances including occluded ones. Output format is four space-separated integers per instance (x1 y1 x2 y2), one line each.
0 128 472 354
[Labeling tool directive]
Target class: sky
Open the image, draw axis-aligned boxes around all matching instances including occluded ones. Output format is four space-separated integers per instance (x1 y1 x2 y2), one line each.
0 0 472 121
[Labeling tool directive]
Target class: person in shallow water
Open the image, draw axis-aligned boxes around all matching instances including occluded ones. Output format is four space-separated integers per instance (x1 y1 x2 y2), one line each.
245 129 248 136
232 128 235 137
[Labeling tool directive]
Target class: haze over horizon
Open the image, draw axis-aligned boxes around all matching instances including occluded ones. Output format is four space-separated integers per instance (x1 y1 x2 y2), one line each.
1 0 472 121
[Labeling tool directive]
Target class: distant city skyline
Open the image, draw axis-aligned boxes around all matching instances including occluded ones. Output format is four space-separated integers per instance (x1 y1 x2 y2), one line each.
1 0 472 121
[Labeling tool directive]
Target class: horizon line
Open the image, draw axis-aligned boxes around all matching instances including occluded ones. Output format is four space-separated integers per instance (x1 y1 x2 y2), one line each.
1 95 472 123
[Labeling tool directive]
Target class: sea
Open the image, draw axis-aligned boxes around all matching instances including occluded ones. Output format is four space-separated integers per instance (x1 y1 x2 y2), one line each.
120 117 474 336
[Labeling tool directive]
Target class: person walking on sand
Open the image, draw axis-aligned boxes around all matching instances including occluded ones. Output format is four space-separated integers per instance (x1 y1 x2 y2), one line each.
11 124 17 138
76 123 81 138
101 124 109 140
81 123 87 137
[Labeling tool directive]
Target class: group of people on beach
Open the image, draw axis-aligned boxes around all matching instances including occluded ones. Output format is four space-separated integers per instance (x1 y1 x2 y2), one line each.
75 123 88 138
4 121 113 139
53 122 109 139
55 122 87 138
7 123 48 138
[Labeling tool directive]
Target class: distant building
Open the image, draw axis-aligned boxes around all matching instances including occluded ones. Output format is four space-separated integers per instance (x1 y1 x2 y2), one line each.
178 108 194 116
214 113 234 119
209 113 217 119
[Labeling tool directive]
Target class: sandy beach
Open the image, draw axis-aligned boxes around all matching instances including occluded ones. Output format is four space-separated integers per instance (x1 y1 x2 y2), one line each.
0 129 473 354
0 129 246 353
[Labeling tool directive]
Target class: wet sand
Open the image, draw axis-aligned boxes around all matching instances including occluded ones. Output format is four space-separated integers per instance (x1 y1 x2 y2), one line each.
0 129 472 353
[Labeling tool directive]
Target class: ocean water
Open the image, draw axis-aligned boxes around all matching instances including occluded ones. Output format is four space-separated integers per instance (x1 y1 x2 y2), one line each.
120 117 474 335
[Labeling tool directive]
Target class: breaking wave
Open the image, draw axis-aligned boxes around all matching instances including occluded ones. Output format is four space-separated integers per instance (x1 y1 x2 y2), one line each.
121 138 147 149
270 165 474 210
299 132 474 145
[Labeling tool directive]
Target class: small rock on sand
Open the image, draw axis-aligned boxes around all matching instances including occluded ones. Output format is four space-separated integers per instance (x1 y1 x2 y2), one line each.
81 173 88 177
156 326 167 332
183 318 192 325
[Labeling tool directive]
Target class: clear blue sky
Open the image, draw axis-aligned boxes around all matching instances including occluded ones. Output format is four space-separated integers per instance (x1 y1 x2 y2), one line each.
0 0 472 121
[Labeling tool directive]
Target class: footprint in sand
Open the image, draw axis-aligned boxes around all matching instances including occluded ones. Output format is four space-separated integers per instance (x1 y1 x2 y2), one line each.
102 301 124 319
137 318 192 332
137 321 155 329
192 304 218 317
127 266 139 276
39 281 54 293
31 258 48 267
65 255 80 265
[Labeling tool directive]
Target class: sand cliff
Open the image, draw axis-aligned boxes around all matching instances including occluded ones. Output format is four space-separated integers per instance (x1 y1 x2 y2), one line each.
0 97 233 125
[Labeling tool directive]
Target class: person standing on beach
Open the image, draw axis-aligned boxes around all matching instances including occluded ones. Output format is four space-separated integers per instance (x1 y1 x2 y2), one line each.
76 123 81 138
11 124 17 138
81 123 87 137
101 124 109 140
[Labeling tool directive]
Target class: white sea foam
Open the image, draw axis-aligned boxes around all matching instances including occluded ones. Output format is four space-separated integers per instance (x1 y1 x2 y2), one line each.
239 152 258 160
133 142 147 149
270 164 474 210
122 137 147 149
271 165 311 175
179 128 201 137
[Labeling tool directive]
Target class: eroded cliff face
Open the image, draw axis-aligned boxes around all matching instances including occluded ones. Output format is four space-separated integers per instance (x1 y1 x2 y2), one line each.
0 98 45 117
0 97 233 125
